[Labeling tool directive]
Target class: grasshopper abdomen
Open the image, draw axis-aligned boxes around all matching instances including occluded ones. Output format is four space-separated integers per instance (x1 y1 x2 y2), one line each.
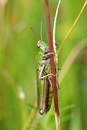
39 75 53 115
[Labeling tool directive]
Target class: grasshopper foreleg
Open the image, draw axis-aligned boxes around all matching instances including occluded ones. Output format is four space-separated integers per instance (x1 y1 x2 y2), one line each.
42 52 54 57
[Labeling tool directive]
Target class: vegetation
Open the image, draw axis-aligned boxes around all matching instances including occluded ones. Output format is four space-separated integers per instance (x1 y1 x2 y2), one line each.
0 0 87 130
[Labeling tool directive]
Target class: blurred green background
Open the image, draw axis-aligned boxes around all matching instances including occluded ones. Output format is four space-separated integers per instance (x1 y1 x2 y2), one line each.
0 0 87 130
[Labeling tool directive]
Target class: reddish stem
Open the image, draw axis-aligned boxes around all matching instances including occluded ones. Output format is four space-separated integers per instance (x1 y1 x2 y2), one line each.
44 0 59 116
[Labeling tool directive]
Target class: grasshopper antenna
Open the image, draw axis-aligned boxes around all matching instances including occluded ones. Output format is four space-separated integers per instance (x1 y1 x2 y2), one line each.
30 27 40 41
40 21 43 41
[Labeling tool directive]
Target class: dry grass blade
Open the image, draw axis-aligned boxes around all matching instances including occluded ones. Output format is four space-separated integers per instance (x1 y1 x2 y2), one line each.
53 0 61 130
53 0 61 89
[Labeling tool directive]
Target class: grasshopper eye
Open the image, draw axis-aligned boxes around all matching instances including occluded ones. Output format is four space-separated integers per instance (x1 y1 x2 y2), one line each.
37 43 41 48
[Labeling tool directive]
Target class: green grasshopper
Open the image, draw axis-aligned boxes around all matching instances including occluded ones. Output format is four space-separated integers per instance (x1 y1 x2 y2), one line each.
30 27 56 115
36 40 54 115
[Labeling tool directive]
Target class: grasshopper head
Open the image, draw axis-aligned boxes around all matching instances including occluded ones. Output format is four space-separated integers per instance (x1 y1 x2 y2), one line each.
37 40 48 53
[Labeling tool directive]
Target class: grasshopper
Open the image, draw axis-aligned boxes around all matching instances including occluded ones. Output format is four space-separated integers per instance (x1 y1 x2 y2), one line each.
30 27 57 115
36 40 54 115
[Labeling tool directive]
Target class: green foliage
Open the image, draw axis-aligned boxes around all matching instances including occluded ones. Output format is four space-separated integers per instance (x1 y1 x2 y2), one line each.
0 0 87 130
